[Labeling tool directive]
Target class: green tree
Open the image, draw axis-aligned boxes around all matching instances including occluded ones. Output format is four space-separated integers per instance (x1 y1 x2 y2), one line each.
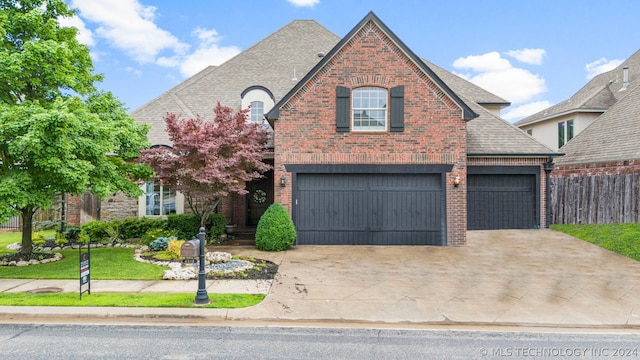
0 0 152 255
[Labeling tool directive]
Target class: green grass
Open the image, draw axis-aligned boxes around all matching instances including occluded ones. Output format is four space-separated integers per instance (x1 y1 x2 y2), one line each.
0 247 165 280
0 230 56 254
552 223 640 262
0 292 264 308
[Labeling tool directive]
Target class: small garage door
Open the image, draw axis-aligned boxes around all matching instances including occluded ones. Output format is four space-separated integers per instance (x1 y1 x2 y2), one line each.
467 169 539 230
294 173 445 245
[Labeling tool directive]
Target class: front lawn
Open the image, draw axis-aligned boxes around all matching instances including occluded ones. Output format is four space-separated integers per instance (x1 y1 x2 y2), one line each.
0 247 165 280
551 223 640 262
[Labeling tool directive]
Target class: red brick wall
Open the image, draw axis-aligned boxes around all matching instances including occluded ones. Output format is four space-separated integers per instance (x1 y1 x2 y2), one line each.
552 160 640 177
274 20 468 245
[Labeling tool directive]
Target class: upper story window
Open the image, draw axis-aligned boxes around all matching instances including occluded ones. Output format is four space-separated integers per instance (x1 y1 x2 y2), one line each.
558 119 574 148
352 87 387 131
250 101 264 123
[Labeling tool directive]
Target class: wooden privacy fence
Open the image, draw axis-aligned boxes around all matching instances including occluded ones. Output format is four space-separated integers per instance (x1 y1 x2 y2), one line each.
550 174 640 224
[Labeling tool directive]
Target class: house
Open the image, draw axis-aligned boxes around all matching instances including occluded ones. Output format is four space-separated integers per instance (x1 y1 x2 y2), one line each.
515 49 640 151
98 12 558 246
549 81 640 224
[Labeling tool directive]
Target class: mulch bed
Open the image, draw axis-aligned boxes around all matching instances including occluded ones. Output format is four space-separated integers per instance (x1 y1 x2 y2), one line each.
0 252 57 263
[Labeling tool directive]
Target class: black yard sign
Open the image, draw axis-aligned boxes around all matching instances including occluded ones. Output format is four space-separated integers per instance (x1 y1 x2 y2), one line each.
79 241 90 299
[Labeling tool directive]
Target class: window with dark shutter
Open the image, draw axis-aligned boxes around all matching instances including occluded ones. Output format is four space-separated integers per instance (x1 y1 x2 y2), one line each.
336 86 350 132
390 85 404 132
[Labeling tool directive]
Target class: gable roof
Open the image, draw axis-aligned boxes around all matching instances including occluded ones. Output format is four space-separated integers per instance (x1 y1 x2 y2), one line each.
421 59 510 107
465 97 558 156
555 82 640 165
131 20 340 145
515 49 640 127
266 11 477 121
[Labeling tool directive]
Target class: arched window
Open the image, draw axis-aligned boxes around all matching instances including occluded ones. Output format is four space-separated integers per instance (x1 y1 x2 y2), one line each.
352 87 387 131
250 101 264 123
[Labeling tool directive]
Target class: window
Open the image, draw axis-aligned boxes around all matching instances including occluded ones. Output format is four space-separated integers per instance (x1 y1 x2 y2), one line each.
352 87 387 131
250 101 264 123
526 129 533 135
558 120 574 148
144 181 176 215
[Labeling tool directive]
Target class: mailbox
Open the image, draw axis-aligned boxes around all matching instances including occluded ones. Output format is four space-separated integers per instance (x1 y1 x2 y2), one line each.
180 239 200 258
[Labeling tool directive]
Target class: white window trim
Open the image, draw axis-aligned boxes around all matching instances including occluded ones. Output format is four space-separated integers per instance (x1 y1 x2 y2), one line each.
138 183 184 217
352 87 388 132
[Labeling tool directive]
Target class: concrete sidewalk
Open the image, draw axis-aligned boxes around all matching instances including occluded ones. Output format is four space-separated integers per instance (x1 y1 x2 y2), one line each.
1 230 640 328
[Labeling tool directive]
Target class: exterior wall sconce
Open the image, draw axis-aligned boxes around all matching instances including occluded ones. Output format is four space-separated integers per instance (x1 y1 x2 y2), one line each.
453 175 460 187
280 175 287 187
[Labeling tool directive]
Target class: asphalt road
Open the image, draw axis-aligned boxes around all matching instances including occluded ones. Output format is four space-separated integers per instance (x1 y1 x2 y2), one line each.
1 324 639 359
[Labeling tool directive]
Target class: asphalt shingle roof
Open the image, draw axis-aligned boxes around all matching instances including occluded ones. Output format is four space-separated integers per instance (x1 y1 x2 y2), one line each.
131 20 340 146
515 49 640 127
555 82 640 165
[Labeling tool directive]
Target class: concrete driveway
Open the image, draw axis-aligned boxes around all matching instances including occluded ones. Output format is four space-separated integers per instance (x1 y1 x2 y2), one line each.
225 229 640 327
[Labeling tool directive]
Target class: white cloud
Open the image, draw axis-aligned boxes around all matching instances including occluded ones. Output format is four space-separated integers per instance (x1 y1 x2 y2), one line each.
453 51 547 104
124 66 142 78
70 0 187 63
502 101 552 122
156 27 241 77
504 48 546 65
287 0 320 7
58 15 95 46
584 57 624 79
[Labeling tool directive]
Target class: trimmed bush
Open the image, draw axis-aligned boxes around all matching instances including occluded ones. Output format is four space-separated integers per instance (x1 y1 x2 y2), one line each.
62 226 82 244
167 239 186 260
166 213 227 240
255 203 296 251
118 217 166 240
141 228 175 246
80 221 113 243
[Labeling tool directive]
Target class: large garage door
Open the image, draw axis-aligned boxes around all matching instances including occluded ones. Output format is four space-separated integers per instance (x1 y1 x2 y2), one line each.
295 173 445 245
467 170 539 230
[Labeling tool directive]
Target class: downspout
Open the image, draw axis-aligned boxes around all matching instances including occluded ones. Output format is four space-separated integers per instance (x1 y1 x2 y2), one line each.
543 157 555 228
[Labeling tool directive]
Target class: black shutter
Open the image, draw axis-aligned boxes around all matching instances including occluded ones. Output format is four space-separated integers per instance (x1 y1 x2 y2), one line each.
336 86 350 132
390 85 404 132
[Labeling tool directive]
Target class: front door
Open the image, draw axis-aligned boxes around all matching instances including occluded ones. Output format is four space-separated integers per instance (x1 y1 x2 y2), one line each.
246 170 274 226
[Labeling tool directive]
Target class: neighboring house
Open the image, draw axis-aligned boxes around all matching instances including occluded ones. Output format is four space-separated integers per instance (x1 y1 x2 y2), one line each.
92 12 559 246
515 49 640 151
549 81 640 224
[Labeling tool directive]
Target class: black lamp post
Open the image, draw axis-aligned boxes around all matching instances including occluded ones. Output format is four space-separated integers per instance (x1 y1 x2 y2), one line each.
194 226 209 305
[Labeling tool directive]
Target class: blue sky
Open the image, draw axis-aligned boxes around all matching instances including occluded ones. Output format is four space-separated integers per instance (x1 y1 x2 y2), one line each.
62 0 640 122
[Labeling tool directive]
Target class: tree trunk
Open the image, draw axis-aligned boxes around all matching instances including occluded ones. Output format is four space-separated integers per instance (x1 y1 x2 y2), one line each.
20 207 36 255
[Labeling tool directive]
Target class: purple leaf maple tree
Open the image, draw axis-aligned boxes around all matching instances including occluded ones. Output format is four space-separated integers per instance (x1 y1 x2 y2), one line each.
140 102 272 228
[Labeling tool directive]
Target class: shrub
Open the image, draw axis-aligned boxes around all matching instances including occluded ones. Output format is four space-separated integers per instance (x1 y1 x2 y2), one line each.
32 231 46 247
166 213 227 240
118 217 166 240
80 221 113 243
255 203 296 251
207 214 227 238
150 236 176 251
167 239 185 260
62 226 82 244
141 228 175 246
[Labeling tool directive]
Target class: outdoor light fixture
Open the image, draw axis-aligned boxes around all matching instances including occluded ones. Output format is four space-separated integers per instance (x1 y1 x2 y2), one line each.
453 175 460 187
280 175 287 187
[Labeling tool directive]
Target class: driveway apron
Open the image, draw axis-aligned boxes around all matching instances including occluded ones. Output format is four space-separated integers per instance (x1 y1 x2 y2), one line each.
226 230 640 327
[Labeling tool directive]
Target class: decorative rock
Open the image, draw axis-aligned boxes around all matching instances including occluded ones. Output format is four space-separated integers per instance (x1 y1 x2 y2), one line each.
163 265 196 280
7 243 21 251
43 247 52 251
9 261 16 266
29 259 39 265
16 261 28 266
205 251 232 265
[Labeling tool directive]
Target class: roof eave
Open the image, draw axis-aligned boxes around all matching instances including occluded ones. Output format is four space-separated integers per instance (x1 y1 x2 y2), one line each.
516 108 607 127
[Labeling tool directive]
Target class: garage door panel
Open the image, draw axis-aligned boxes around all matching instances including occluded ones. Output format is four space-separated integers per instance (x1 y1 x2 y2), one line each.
467 174 537 230
296 173 444 245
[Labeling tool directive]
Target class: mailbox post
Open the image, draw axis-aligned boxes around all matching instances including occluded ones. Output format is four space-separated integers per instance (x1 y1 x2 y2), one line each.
194 227 210 305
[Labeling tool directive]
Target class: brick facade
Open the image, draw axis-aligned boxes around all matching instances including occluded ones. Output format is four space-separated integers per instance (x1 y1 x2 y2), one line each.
552 160 640 177
274 20 468 245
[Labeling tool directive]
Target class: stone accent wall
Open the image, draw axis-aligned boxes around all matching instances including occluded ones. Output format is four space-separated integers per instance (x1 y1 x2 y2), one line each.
274 20 468 245
100 192 138 222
